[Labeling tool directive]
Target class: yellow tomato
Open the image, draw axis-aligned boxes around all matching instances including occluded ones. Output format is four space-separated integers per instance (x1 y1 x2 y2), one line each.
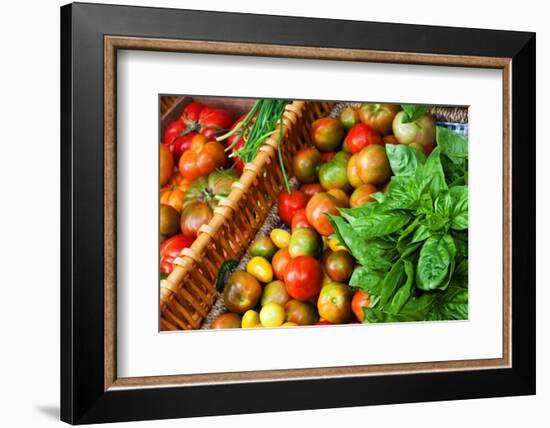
241 310 261 328
246 256 273 283
281 321 298 327
259 302 286 327
328 238 348 252
317 283 353 324
270 228 291 249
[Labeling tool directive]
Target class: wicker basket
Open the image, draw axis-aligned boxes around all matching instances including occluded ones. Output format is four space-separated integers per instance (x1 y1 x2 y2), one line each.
160 97 334 330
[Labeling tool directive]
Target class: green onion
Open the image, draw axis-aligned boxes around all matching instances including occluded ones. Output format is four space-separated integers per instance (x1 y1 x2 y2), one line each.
217 99 291 192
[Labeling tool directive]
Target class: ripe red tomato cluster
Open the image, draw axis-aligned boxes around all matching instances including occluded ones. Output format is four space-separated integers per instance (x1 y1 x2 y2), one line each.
160 101 244 275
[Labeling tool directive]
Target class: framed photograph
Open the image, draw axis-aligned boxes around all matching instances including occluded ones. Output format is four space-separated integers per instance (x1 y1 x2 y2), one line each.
61 2 536 424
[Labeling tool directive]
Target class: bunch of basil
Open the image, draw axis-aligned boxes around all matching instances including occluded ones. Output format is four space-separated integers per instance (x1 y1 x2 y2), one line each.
329 125 469 323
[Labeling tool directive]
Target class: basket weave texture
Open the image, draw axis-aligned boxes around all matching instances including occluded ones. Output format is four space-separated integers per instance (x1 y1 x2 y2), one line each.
160 100 333 330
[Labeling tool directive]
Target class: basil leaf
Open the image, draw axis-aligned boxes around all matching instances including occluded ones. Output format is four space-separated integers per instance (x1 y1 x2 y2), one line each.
329 215 396 270
379 259 406 306
398 241 423 258
436 126 468 165
414 193 434 216
453 230 468 259
352 211 410 240
349 266 384 295
339 203 378 221
417 234 457 290
417 147 448 199
358 239 398 272
385 175 420 209
449 185 468 230
387 259 414 313
364 294 435 323
441 155 465 185
401 104 432 123
452 259 468 289
412 224 432 243
386 144 426 177
370 191 387 203
396 218 423 256
434 192 452 218
422 212 450 233
430 286 469 320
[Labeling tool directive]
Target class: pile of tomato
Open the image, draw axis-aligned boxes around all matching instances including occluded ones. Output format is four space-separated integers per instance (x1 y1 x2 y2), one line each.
160 101 245 276
212 103 436 329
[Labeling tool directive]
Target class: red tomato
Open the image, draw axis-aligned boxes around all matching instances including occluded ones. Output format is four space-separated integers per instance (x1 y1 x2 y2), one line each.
178 135 226 182
164 119 185 146
351 290 371 322
284 256 323 301
160 234 194 274
315 320 332 326
165 102 233 156
272 248 292 280
300 183 324 201
278 190 308 226
180 200 213 239
181 102 204 124
291 208 312 232
186 104 234 140
306 192 342 236
169 132 200 162
344 123 383 154
165 102 234 148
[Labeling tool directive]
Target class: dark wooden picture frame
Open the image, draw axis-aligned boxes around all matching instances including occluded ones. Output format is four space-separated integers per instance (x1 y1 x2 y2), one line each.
61 2 536 424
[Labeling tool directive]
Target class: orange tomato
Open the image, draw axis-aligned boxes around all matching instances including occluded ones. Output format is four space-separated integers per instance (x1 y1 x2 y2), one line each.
159 144 174 187
178 134 226 182
305 192 343 236
346 154 363 189
272 248 292 280
349 184 377 208
160 174 190 212
351 290 371 322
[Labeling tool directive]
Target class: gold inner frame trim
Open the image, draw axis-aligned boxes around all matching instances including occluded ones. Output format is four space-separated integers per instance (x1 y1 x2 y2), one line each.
104 35 512 391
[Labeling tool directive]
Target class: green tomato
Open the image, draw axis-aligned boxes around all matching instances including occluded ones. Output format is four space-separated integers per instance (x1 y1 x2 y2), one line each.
292 147 322 184
392 111 436 147
261 280 291 306
339 106 360 130
288 228 323 258
318 151 351 191
311 117 345 152
249 236 278 261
